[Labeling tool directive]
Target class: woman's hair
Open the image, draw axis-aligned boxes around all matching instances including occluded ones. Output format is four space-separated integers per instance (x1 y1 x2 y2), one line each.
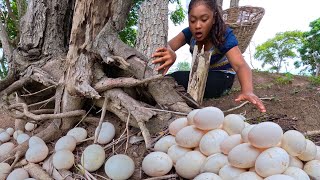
188 0 227 47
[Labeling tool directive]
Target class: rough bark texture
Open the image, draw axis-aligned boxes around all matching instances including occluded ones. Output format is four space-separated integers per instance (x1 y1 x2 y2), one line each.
136 0 169 75
187 45 210 105
230 0 240 8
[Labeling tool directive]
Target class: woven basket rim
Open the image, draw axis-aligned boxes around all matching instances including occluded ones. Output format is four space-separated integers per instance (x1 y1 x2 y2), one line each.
223 6 265 25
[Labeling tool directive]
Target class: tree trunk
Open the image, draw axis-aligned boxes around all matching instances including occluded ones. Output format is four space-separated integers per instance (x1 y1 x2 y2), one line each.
230 0 240 8
0 0 194 169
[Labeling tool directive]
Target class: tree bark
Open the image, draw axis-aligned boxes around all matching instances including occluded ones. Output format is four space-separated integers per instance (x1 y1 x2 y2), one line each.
187 45 210 105
136 0 169 75
230 0 240 8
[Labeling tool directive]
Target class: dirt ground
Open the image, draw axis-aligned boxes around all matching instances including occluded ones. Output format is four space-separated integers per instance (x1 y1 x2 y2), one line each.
0 71 320 179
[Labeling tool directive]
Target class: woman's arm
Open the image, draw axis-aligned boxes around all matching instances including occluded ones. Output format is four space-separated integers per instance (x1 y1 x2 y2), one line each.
152 32 187 75
226 46 266 112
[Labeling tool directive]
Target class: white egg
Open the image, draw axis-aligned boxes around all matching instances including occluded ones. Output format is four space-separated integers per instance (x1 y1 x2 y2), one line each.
303 160 320 179
67 127 87 142
142 152 173 177
154 135 176 153
6 168 29 180
223 114 245 135
13 130 24 140
17 133 30 144
25 144 49 163
228 143 261 168
264 174 295 180
289 155 304 169
28 136 46 146
241 125 255 143
194 172 222 180
25 122 37 132
283 166 310 180
95 122 115 145
316 146 320 160
220 134 243 155
175 151 206 179
6 128 14 136
199 129 229 156
168 117 188 135
0 132 10 142
255 147 289 177
233 172 263 180
0 163 11 180
187 109 200 125
81 144 105 172
218 165 246 180
0 142 15 157
167 144 191 164
200 153 229 174
248 122 283 149
55 135 77 152
281 130 307 156
105 154 135 180
193 107 224 130
175 125 205 148
297 139 317 161
53 150 75 170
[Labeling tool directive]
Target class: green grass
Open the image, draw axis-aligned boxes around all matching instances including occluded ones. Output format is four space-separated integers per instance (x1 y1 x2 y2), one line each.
274 73 294 85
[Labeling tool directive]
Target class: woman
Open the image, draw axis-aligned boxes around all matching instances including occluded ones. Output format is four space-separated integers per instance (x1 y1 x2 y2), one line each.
152 0 266 112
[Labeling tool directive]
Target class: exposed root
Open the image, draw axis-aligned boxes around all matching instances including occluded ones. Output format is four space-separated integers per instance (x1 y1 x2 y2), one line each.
143 174 179 180
94 97 108 143
137 106 188 116
24 163 53 180
9 103 85 121
94 75 162 92
20 85 56 97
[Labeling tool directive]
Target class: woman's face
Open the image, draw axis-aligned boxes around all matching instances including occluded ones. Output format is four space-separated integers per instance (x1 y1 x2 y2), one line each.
188 4 215 43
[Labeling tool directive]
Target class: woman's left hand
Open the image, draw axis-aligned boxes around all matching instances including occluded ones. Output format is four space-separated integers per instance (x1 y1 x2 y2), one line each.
235 92 266 113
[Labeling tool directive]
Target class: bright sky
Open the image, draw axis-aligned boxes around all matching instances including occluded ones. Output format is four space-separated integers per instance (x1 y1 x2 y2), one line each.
168 0 320 73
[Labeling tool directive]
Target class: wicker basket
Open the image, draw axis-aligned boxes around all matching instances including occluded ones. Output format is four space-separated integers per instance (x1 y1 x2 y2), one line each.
223 6 265 53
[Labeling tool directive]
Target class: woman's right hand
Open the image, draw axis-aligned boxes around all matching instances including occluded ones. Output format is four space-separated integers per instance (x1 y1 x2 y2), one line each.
152 46 177 75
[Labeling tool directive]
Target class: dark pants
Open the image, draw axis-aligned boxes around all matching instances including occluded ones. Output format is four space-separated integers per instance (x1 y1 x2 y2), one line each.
168 71 235 98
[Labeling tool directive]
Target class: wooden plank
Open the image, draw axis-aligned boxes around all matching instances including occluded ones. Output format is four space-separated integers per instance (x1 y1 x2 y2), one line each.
187 45 211 104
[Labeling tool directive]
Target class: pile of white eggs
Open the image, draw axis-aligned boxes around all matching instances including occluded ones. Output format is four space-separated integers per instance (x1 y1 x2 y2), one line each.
1 121 138 180
142 106 320 180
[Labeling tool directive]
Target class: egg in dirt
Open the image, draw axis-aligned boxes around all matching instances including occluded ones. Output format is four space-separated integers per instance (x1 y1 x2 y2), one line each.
0 163 11 180
187 109 200 125
289 155 304 169
200 153 228 174
175 125 205 148
233 172 263 180
297 139 317 161
228 143 261 168
167 144 192 164
0 142 15 157
264 174 295 180
55 135 77 152
223 114 245 135
218 165 246 180
67 127 87 142
142 152 173 177
281 130 307 156
175 151 206 179
81 144 106 172
220 134 243 155
168 117 188 136
248 122 283 149
95 122 115 145
154 135 176 153
303 160 320 180
193 106 224 130
255 147 289 177
199 129 229 156
283 167 310 180
53 150 75 170
105 154 135 180
194 172 222 180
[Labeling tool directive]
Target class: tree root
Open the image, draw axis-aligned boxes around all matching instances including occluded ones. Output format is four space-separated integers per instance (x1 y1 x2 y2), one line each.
9 103 86 121
223 97 275 113
24 163 54 180
94 75 162 92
